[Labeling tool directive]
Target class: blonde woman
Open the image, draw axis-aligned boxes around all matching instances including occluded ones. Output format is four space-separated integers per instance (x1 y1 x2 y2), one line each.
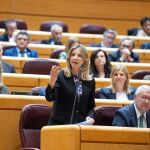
45 45 95 125
95 64 136 100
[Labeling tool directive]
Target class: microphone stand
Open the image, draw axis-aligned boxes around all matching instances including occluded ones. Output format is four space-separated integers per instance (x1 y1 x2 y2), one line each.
70 75 81 124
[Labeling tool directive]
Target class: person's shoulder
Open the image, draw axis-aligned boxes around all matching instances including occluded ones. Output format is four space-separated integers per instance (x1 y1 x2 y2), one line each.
0 34 8 41
112 44 119 48
41 39 50 44
129 86 137 94
90 43 102 47
100 87 112 93
26 48 38 55
1 61 13 70
140 42 150 49
116 104 132 114
3 47 16 55
0 84 9 94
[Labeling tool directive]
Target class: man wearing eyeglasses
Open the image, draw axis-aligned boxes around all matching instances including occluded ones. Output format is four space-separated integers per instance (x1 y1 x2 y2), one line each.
112 85 150 128
108 37 139 62
3 30 38 58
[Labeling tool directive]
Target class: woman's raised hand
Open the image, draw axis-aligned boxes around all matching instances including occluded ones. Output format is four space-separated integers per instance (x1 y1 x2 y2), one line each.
49 65 61 88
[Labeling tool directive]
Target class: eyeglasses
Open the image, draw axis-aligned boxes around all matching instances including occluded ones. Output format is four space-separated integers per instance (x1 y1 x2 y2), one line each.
121 44 131 48
17 38 28 41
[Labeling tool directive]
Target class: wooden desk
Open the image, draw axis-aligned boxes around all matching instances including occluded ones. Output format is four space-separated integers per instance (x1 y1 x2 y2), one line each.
2 73 150 92
41 125 150 150
0 95 132 150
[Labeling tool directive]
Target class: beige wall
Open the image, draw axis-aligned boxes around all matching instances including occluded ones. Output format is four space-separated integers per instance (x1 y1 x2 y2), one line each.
0 0 150 34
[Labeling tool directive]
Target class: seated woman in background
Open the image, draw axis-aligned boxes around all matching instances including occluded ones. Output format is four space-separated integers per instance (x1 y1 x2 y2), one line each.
95 64 136 100
90 49 112 78
59 37 80 59
0 63 10 94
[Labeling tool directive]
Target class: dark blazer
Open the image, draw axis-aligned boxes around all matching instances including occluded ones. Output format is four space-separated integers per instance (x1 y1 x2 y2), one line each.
108 50 139 62
2 61 16 73
41 38 63 45
90 43 118 48
0 34 9 42
3 47 38 58
140 42 150 49
45 70 95 125
95 87 136 100
112 103 150 127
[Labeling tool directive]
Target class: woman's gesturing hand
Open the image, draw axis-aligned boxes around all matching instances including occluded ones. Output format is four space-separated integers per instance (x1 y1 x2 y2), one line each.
49 65 61 88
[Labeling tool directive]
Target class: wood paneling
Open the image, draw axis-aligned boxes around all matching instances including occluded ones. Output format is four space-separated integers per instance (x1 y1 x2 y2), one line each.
0 0 150 33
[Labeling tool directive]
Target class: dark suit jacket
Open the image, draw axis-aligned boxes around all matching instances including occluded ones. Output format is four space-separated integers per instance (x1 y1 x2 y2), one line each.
3 47 38 58
45 70 95 125
108 50 139 62
112 103 150 127
90 43 118 48
0 34 9 42
140 42 150 49
41 38 63 45
2 61 16 73
95 87 136 100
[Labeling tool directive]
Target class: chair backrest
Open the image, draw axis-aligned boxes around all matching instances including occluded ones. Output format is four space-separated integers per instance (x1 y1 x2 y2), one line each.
131 70 150 80
0 19 27 30
19 104 52 149
22 58 60 75
79 24 106 34
94 105 122 126
127 27 138 36
40 21 68 32
50 49 63 59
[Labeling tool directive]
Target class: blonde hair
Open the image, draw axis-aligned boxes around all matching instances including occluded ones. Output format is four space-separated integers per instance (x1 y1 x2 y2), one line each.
110 64 129 93
64 44 92 81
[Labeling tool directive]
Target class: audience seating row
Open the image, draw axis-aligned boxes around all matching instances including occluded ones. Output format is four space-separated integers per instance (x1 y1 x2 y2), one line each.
0 29 150 47
1 41 150 63
0 95 132 150
2 56 150 76
2 73 150 92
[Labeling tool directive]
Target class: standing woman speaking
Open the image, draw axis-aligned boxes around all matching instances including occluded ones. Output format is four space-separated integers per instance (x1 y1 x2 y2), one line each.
45 45 95 125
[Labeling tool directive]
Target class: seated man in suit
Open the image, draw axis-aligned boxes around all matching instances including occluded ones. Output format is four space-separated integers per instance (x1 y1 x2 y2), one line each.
112 85 150 128
108 37 139 62
0 20 17 42
0 45 16 73
90 29 118 48
41 24 63 45
3 30 38 58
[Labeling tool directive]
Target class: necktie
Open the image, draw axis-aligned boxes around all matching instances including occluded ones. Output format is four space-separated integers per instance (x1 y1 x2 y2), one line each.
139 115 144 128
20 51 24 57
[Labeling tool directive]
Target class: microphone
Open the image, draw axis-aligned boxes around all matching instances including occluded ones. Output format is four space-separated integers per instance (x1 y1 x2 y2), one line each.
70 72 82 124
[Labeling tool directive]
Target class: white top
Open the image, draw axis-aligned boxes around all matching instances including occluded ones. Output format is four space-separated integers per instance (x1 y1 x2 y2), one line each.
116 91 129 101
137 29 148 36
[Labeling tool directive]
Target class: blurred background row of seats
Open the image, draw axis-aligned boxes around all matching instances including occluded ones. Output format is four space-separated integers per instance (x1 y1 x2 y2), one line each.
0 19 141 35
